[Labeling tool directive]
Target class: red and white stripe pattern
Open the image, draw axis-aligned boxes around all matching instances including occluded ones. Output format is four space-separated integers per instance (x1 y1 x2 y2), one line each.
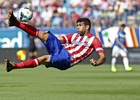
62 33 104 67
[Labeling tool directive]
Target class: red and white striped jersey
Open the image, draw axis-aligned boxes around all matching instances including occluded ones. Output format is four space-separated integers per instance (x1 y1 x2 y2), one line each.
62 33 104 67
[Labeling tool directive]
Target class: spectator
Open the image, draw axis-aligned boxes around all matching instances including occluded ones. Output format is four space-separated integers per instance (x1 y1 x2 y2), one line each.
100 9 108 28
31 0 39 10
80 0 88 7
30 10 42 27
87 7 94 26
0 0 139 28
100 0 110 11
114 0 125 25
91 0 101 7
80 5 90 18
69 0 83 15
40 0 56 8
127 0 135 16
0 0 11 28
69 11 80 27
13 3 19 18
93 6 101 27
57 2 68 27
69 0 81 8
137 0 140 10
0 0 5 7
51 9 62 27
108 6 116 26
41 5 53 28
135 0 140 24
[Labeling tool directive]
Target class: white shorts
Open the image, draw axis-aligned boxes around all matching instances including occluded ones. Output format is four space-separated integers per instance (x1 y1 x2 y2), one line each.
112 46 127 57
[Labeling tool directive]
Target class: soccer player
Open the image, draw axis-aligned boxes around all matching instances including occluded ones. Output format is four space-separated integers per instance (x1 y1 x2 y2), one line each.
5 10 106 72
24 35 41 59
111 24 133 72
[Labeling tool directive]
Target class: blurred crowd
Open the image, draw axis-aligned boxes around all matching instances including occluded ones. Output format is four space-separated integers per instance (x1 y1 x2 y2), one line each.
0 0 140 28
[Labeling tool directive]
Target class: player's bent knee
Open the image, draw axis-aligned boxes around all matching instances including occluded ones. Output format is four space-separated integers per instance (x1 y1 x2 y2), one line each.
37 55 51 64
122 56 127 58
113 56 117 59
38 31 49 43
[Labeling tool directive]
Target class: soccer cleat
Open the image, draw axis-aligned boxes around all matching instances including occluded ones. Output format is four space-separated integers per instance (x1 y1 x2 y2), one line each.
4 59 14 72
111 66 117 72
126 67 133 72
8 10 17 26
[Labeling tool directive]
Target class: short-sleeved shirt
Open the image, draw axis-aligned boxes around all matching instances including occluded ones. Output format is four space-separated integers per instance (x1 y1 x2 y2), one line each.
62 33 104 67
114 29 126 48
44 32 104 70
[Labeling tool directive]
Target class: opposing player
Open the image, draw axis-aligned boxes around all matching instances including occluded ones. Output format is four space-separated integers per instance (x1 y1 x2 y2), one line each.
5 10 106 72
111 24 133 72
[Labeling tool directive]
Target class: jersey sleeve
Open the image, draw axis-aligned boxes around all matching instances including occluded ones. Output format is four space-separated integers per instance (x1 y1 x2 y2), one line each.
62 34 73 44
92 37 104 53
118 32 121 39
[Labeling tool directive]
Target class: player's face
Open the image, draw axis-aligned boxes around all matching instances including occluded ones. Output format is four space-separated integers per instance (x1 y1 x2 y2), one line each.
77 22 86 35
121 27 125 32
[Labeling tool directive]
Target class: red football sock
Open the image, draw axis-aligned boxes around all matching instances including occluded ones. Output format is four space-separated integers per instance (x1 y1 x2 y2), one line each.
14 20 39 36
13 59 40 69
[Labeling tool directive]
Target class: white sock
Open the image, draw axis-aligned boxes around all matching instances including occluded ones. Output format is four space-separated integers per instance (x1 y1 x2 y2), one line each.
111 57 116 67
123 57 129 70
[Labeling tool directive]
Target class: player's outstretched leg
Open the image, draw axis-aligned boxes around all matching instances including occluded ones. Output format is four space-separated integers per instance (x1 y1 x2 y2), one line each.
4 59 14 72
8 10 17 26
8 10 39 37
4 58 40 72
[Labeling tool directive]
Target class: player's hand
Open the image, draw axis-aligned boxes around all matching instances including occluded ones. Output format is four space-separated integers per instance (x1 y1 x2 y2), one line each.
90 58 97 66
120 45 125 49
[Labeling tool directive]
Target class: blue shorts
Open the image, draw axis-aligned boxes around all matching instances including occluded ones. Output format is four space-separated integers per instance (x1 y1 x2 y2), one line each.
44 31 71 70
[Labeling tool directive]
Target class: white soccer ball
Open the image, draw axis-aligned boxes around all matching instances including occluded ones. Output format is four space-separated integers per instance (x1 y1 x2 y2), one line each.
17 7 33 22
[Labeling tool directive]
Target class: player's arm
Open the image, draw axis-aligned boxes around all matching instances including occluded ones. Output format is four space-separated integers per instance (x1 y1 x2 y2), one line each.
116 38 125 49
57 34 73 44
90 52 106 66
90 37 106 66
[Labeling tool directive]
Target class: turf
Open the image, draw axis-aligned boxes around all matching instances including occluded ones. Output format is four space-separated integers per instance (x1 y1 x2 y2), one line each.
0 63 140 100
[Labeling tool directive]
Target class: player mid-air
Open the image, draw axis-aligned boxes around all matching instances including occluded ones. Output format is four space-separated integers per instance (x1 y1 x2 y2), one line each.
5 10 106 72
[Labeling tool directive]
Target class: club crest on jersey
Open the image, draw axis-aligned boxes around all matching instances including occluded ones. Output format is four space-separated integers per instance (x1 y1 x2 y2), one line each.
85 38 90 43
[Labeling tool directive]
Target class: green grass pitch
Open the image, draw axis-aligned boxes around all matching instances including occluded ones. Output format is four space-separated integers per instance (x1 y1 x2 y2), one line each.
0 63 140 100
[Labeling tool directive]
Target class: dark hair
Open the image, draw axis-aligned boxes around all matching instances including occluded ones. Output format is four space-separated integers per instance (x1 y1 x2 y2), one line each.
121 24 125 27
76 18 91 31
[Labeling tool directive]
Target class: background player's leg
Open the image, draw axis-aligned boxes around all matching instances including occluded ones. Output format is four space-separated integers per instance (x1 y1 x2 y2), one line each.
120 49 132 71
111 57 117 68
123 57 129 70
122 56 132 71
111 57 117 72
111 46 118 72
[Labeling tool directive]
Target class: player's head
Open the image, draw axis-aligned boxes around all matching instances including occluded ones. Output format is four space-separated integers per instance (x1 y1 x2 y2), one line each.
120 24 125 32
76 18 91 35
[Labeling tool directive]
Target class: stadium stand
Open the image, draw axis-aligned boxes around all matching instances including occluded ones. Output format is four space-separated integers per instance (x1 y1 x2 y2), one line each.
0 0 140 28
